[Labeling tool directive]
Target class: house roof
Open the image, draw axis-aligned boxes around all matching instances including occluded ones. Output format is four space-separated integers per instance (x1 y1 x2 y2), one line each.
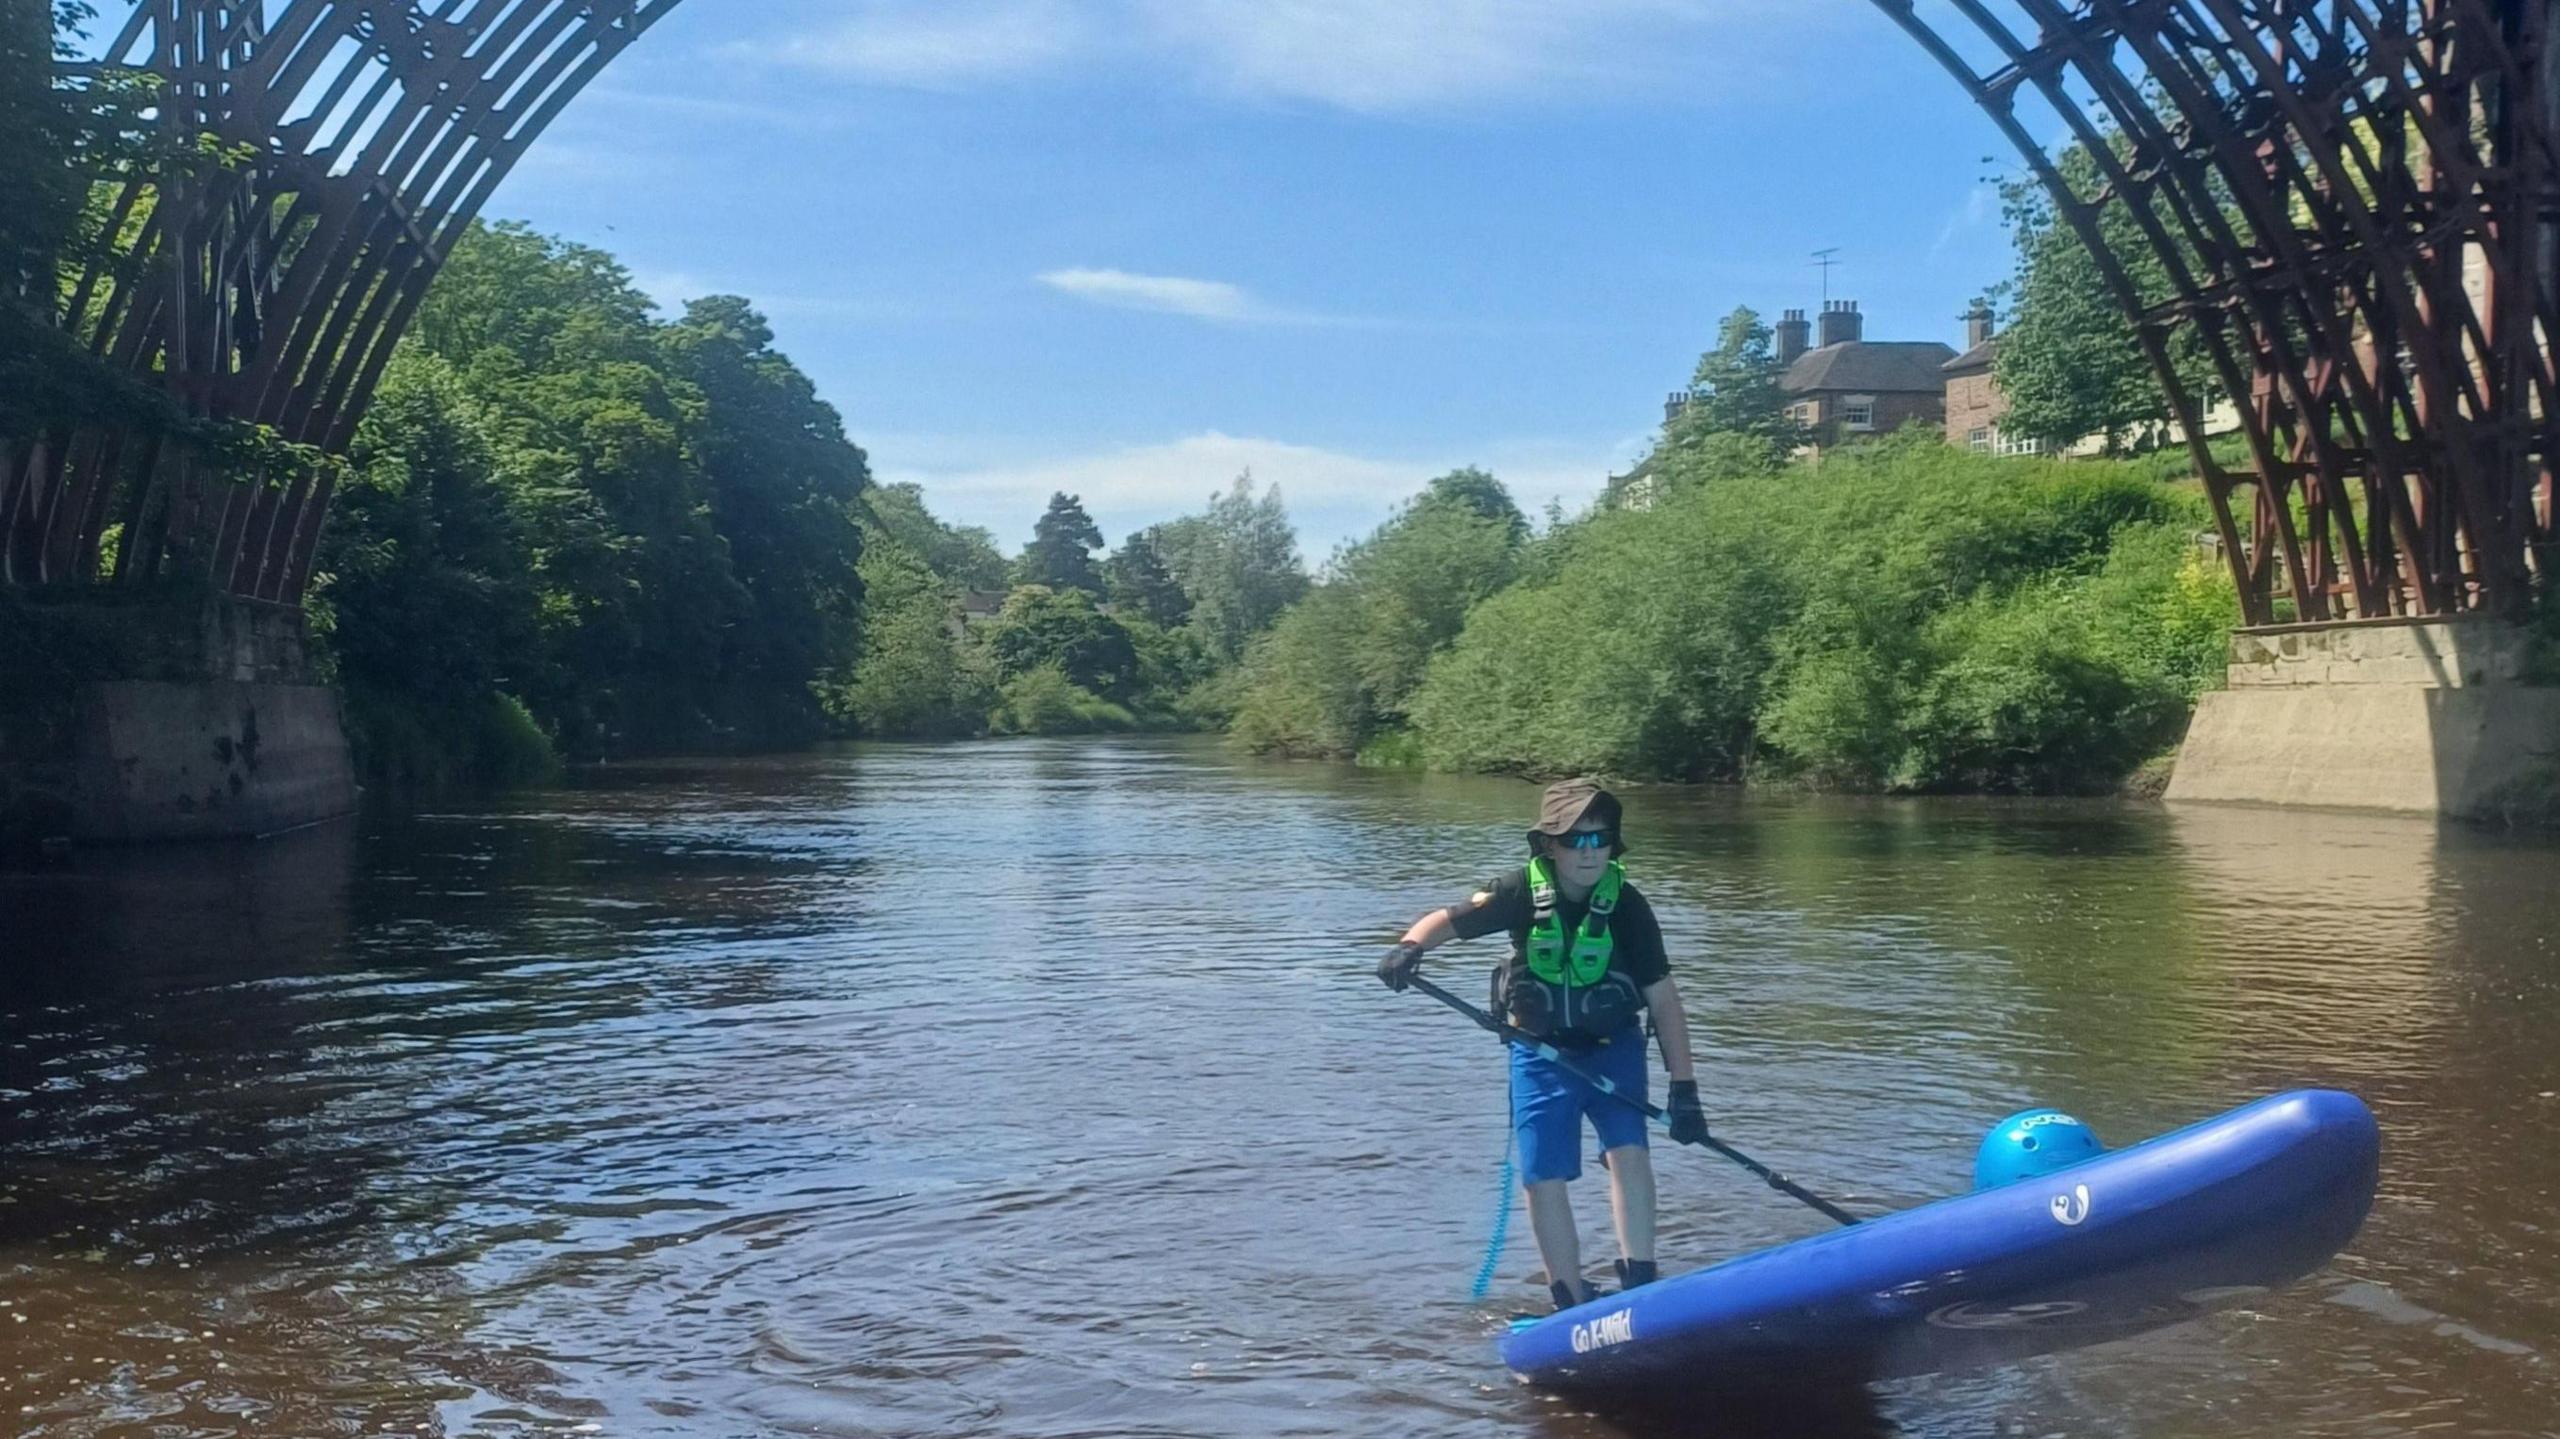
1781 340 1960 395
1943 336 2000 375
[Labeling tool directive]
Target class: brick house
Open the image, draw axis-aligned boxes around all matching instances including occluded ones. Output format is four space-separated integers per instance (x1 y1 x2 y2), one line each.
1941 302 2242 456
1772 302 1956 458
1656 300 1957 462
1940 303 2047 455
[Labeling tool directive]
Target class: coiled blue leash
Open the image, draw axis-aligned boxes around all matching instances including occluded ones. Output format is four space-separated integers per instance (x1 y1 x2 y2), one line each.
1470 1107 1517 1300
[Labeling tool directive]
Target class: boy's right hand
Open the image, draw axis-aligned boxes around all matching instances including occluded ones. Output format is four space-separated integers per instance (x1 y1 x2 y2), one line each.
1377 940 1426 991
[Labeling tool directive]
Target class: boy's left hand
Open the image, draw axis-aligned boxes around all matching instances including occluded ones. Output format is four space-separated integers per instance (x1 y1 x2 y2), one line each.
1666 1080 1709 1144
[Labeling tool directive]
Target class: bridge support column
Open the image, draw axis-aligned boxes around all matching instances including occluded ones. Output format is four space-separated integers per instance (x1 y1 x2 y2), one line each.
2167 619 2560 822
2 590 355 851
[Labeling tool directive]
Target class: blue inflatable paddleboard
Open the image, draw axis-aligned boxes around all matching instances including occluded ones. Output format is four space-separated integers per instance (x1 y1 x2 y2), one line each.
1501 1089 2380 1390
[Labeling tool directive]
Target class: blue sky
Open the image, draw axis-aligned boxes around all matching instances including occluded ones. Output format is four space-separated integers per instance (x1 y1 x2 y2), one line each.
484 0 2022 561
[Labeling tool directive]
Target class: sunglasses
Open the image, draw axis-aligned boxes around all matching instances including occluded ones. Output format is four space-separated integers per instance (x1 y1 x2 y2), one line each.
1556 829 1617 851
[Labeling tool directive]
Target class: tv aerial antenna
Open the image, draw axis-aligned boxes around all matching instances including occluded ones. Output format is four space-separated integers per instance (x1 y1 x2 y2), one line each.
1811 248 1842 303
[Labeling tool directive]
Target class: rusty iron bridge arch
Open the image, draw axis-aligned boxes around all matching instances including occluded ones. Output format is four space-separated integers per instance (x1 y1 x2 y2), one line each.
9 0 2558 625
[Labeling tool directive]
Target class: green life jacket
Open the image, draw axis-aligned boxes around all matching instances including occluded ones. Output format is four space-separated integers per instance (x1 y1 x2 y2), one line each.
1502 857 1641 1045
1525 855 1622 984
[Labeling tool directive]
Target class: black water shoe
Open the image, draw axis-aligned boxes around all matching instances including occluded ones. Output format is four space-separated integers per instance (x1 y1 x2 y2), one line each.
1548 1279 1597 1312
1614 1258 1658 1291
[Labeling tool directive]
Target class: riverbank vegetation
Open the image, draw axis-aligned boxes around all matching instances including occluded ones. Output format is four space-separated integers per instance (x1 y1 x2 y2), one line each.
833 476 1306 740
319 223 1317 784
313 224 870 788
1227 434 2234 793
1213 121 2254 794
175 203 2245 796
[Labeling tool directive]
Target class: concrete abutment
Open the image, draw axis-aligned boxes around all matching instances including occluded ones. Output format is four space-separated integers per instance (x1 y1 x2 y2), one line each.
2 590 355 850
2167 618 2560 820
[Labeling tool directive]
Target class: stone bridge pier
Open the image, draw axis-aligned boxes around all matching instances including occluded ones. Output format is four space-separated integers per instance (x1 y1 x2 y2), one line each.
2168 620 2560 820
1 591 354 850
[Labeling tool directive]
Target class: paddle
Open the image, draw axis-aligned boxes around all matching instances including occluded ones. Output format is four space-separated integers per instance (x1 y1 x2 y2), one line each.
1402 973 1863 1228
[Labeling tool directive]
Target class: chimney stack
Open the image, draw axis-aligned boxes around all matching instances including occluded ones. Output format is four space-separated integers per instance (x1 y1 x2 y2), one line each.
1664 390 1693 425
1816 299 1862 348
1964 301 1995 350
1775 309 1811 367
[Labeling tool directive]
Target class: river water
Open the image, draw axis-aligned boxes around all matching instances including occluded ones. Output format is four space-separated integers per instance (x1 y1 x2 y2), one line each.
2 736 2554 1438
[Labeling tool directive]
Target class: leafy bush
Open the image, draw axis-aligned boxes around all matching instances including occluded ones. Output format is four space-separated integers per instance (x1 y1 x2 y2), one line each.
1229 476 1527 757
344 687 560 795
1405 436 2230 791
986 664 1138 735
985 585 1138 697
826 535 989 739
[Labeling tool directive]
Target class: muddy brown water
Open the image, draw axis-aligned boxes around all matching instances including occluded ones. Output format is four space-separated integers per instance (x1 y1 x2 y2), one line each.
2 736 2555 1437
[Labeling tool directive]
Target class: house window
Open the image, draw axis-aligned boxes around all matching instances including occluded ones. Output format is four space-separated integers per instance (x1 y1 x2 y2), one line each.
1842 398 1875 430
1968 426 1991 452
1993 427 2045 457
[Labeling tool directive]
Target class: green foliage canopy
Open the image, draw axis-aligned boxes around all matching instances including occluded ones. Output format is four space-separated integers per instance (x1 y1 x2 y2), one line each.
1018 491 1105 594
1229 471 1529 757
866 481 1008 590
985 584 1139 699
1154 472 1308 662
1405 435 2233 791
1991 142 2225 452
1105 526 1192 627
1658 306 1810 461
316 220 873 776
828 528 990 740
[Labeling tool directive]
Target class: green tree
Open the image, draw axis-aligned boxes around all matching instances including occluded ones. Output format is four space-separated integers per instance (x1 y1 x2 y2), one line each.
1409 465 1528 541
1659 306 1810 458
985 584 1139 698
315 354 553 788
1105 526 1192 627
1155 471 1307 661
829 533 988 738
661 294 867 742
1992 142 2223 451
987 664 1138 735
366 220 872 761
2 4 79 308
409 223 741 752
1407 435 2221 790
1018 491 1105 594
1230 477 1526 757
866 481 1007 589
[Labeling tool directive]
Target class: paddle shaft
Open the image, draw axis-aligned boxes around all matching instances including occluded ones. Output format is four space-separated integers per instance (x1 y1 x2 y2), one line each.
1404 974 1862 1227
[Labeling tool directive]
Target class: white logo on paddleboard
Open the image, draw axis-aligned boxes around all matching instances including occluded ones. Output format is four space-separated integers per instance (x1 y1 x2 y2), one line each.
2050 1183 2092 1226
1926 1299 2092 1330
1569 1308 1635 1354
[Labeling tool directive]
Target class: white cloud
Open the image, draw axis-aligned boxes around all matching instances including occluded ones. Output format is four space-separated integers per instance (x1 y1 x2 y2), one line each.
1928 183 1998 262
1037 268 1256 321
876 429 1639 557
753 0 1087 87
738 0 1830 114
1034 267 1352 325
580 85 852 132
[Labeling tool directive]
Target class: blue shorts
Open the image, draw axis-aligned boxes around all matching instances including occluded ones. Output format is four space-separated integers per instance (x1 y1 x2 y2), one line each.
1510 1030 1650 1185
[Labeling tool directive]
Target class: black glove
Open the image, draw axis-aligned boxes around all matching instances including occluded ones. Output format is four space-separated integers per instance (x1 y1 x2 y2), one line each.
1666 1080 1709 1145
1377 940 1426 992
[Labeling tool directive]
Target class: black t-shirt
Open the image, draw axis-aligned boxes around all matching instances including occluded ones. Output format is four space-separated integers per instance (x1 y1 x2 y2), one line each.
1448 866 1670 989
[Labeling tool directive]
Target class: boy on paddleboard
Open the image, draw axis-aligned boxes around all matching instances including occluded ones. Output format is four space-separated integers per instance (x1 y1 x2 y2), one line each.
1378 778 1707 1313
